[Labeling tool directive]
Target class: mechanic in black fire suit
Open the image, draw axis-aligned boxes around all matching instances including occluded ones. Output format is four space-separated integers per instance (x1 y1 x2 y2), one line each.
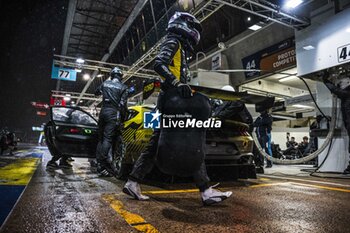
123 12 232 205
253 110 273 168
322 70 350 174
95 67 128 176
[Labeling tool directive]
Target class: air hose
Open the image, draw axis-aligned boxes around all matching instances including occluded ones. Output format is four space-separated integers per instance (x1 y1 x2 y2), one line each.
194 68 341 165
252 95 338 165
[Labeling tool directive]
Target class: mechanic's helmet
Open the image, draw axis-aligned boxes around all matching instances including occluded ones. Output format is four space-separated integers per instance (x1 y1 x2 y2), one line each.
221 85 235 92
110 66 123 80
167 12 202 46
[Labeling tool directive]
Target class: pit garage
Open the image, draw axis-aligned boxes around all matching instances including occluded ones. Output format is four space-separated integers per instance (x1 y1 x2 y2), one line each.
1 0 350 232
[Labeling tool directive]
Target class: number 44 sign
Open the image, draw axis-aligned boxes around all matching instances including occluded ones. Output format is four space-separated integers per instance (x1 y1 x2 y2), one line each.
338 44 350 63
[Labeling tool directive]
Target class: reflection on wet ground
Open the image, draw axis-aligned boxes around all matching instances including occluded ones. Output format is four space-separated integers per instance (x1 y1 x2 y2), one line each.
1 145 350 233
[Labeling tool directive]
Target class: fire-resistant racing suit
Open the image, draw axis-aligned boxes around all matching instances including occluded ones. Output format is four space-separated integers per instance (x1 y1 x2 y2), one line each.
95 78 128 174
128 34 210 191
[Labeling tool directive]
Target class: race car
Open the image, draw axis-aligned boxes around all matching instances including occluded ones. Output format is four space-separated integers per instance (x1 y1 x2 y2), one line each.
45 82 274 179
45 104 256 179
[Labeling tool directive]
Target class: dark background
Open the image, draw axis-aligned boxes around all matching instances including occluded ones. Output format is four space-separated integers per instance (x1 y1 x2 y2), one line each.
0 0 67 140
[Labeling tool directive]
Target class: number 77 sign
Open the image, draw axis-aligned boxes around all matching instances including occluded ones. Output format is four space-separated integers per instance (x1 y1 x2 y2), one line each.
51 63 77 82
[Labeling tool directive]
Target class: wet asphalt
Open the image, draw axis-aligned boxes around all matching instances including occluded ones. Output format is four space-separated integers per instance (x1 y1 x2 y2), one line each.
1 147 350 233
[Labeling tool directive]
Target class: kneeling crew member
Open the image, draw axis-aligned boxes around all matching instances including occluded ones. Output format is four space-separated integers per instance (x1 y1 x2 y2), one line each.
254 110 273 168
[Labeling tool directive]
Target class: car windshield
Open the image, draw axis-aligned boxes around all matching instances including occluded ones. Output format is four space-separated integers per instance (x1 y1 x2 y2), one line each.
52 107 97 126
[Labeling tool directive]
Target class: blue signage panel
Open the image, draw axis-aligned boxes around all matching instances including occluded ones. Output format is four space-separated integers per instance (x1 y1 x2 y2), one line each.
51 64 77 82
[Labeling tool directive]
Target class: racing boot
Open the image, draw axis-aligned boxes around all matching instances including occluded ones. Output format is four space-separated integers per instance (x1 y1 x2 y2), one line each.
59 159 73 169
97 165 114 177
343 163 350 175
123 179 150 201
46 160 59 169
201 183 232 206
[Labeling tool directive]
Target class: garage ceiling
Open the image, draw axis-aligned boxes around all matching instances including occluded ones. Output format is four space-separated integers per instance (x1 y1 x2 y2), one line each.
66 0 137 59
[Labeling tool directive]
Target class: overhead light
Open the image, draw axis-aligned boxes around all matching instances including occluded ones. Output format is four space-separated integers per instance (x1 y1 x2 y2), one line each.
75 68 82 73
83 73 91 80
97 74 103 77
279 76 298 82
303 45 315 50
71 101 75 104
292 104 314 109
64 97 71 101
285 0 303 8
247 17 251 21
248 24 262 31
65 94 71 97
76 58 85 63
79 100 83 103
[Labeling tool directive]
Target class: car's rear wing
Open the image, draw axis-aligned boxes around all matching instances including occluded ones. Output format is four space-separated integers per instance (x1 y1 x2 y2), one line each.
141 79 275 109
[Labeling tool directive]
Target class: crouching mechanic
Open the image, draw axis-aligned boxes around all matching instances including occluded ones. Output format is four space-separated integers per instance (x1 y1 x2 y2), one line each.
95 67 128 176
123 12 232 205
322 70 350 174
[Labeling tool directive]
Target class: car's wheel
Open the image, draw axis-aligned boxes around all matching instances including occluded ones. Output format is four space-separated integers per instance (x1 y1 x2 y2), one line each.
111 143 131 179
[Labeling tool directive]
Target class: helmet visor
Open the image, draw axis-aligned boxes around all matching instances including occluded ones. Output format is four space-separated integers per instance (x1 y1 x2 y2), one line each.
188 20 202 33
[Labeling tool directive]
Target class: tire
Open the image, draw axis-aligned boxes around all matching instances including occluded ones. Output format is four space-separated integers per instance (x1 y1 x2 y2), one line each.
111 142 131 179
114 160 131 180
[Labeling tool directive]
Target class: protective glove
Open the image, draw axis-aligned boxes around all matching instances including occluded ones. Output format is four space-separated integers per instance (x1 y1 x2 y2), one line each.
176 83 193 98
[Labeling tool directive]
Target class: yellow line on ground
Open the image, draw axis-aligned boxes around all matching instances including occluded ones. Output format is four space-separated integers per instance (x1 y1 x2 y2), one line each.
258 178 270 181
249 182 288 188
142 183 287 194
138 179 350 196
142 189 199 195
0 158 40 185
102 194 159 233
290 182 350 193
259 174 350 188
